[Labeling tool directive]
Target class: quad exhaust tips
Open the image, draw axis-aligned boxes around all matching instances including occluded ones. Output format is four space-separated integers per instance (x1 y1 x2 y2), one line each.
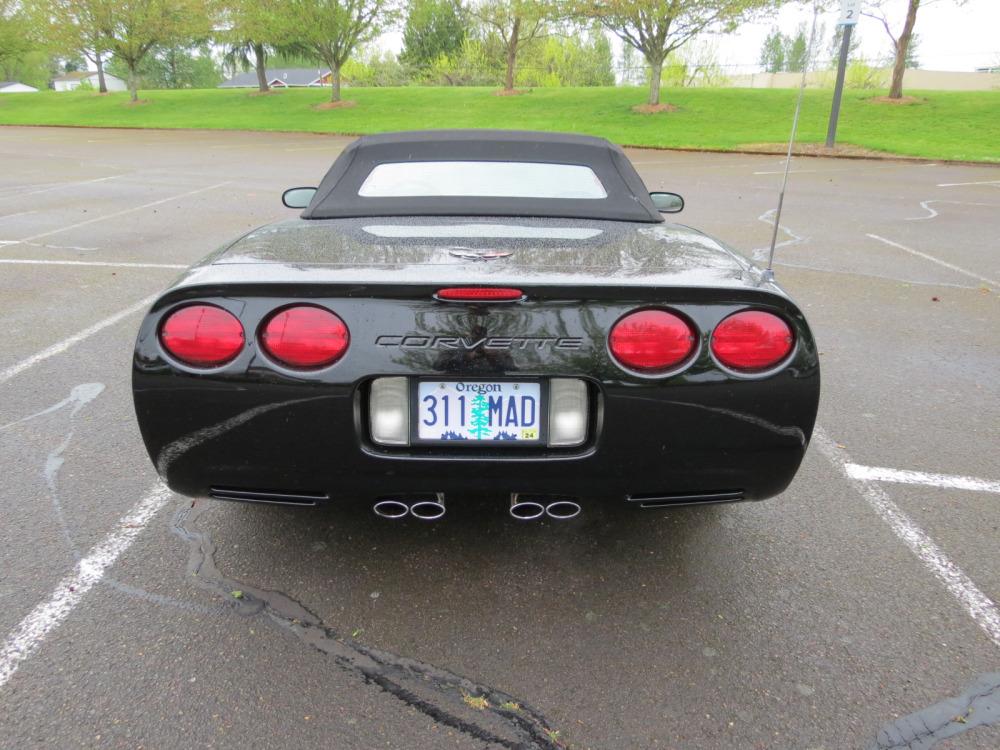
373 493 445 521
373 493 579 521
510 494 581 521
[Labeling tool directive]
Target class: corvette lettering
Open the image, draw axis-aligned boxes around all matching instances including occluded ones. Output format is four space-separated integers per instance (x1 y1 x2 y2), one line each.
375 335 583 351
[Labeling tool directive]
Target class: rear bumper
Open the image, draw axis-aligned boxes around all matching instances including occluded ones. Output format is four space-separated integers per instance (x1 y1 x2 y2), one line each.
133 372 817 505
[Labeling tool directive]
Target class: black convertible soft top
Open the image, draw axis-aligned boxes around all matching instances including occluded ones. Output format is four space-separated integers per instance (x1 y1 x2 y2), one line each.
301 130 663 223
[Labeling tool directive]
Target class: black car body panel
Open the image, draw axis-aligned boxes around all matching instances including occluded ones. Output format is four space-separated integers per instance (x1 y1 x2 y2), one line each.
132 131 820 511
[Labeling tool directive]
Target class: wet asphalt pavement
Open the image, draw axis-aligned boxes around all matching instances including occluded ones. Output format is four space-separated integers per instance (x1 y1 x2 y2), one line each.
0 127 997 749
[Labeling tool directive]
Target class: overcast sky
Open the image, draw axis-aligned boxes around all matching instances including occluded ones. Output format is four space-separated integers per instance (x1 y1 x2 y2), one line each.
731 0 1000 72
380 0 1000 74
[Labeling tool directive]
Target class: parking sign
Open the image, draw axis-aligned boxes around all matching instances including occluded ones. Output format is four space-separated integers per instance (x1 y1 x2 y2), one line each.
839 0 861 26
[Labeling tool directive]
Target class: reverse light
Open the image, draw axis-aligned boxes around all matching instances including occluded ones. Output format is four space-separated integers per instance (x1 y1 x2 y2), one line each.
608 309 697 374
548 379 588 447
159 304 244 367
711 310 794 373
436 287 524 301
260 305 349 369
370 377 409 446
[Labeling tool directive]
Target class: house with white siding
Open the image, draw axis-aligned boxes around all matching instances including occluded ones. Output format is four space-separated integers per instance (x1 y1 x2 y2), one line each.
52 71 127 92
0 81 38 93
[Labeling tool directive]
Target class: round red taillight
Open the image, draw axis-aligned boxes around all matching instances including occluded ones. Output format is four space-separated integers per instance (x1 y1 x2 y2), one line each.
608 309 697 374
159 304 244 367
260 305 349 369
711 310 794 373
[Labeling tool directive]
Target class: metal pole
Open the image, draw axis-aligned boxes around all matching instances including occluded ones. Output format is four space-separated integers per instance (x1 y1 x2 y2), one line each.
764 5 819 281
825 24 853 148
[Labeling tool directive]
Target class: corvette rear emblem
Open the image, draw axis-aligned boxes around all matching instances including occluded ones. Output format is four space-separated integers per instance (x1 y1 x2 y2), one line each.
448 249 513 261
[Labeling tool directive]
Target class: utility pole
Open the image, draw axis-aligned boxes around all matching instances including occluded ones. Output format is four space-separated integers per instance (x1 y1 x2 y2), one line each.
826 0 861 148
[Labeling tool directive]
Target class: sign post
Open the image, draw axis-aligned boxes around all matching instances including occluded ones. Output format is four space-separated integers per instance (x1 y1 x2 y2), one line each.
825 0 861 148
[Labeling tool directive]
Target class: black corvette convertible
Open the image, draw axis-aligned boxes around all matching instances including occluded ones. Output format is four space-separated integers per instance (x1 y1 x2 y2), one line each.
133 130 819 521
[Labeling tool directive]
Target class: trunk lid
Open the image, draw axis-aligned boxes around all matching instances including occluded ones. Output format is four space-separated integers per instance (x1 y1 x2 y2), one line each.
177 217 770 293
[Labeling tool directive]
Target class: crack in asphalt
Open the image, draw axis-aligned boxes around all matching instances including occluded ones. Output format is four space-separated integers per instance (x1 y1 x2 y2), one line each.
1 383 106 559
750 208 808 262
867 673 1000 749
172 500 563 750
0 383 222 616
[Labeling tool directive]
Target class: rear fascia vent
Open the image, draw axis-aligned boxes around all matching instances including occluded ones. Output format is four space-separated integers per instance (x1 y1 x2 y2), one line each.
209 487 328 506
627 490 744 509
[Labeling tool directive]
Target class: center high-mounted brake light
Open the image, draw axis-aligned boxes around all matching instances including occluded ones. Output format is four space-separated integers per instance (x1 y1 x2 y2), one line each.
159 304 245 367
260 305 350 369
608 309 697 374
436 287 524 302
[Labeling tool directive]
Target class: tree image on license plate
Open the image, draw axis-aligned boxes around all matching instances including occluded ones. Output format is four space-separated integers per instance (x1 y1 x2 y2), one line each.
417 381 542 442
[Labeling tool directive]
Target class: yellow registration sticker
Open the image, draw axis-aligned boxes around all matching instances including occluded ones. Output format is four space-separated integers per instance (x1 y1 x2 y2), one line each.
520 428 538 440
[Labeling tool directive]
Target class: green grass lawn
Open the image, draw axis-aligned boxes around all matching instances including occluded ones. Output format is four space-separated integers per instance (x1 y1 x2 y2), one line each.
1 86 998 162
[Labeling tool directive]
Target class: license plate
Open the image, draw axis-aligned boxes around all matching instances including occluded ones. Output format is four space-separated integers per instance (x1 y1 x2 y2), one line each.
415 381 543 443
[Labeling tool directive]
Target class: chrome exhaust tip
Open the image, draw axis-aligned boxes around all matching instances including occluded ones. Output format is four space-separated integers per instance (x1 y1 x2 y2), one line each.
509 494 546 521
409 493 446 521
545 500 581 520
373 499 410 519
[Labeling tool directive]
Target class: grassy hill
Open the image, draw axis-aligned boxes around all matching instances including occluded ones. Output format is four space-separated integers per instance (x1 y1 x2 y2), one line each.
1 86 997 162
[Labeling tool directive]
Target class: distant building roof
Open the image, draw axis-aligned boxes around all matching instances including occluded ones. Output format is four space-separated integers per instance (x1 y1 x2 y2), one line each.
52 71 93 82
0 81 39 91
219 68 329 88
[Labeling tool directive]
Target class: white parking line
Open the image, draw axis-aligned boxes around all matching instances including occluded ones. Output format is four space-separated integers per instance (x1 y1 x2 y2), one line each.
0 484 171 690
753 168 828 175
0 293 158 386
846 464 1000 494
937 180 1000 187
904 199 1000 221
772 260 979 290
814 428 1000 648
2 181 231 247
866 234 998 288
0 259 185 270
0 210 39 223
0 175 124 202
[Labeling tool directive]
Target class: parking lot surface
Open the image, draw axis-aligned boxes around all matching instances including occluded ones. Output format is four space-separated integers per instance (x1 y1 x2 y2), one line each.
0 126 997 749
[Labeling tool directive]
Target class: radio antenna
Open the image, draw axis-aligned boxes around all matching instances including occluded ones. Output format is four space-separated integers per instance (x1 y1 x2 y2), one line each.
763 3 820 283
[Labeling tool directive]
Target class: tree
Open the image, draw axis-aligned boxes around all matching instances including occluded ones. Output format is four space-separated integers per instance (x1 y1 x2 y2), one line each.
575 0 777 106
99 0 215 101
784 23 806 72
517 25 614 86
220 0 288 93
864 0 964 99
1 0 35 72
289 0 399 102
342 45 408 86
109 42 220 88
400 0 466 69
468 392 492 439
470 0 554 92
36 0 113 92
758 25 784 73
903 32 919 68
